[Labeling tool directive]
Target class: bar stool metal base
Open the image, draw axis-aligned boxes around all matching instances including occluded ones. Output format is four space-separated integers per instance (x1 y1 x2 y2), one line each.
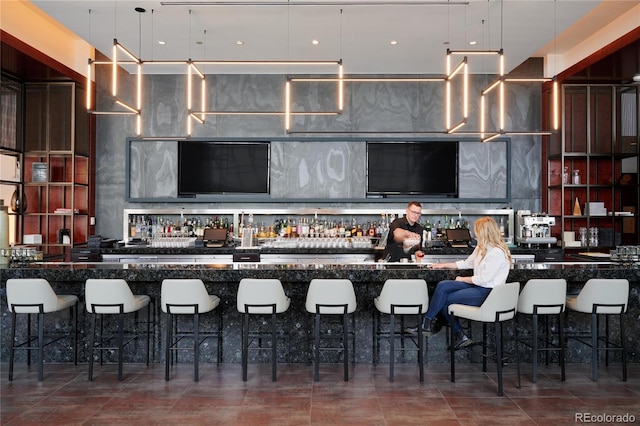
8 302 78 381
88 303 151 381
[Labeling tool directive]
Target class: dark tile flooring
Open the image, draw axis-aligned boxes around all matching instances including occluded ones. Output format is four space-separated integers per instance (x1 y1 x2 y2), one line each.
1 361 638 425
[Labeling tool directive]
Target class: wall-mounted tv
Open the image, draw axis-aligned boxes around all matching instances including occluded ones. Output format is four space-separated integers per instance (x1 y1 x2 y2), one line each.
366 141 458 197
178 141 270 195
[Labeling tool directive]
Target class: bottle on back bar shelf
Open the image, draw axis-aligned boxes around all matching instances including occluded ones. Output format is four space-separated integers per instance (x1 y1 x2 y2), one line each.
130 216 137 238
285 217 292 238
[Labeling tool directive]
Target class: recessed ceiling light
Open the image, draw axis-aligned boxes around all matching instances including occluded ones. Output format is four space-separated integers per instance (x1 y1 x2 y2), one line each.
158 41 166 45
469 40 477 45
312 39 320 45
390 40 398 45
235 40 244 45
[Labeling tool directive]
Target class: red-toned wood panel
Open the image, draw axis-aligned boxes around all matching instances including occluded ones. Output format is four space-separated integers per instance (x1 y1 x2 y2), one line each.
590 88 613 154
566 90 587 153
49 156 72 182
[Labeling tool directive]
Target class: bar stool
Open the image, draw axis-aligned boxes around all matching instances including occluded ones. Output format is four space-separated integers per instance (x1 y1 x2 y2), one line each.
516 279 567 383
449 282 521 396
161 279 221 381
6 278 78 381
236 278 291 381
305 279 357 382
566 278 629 382
85 279 151 381
373 279 428 382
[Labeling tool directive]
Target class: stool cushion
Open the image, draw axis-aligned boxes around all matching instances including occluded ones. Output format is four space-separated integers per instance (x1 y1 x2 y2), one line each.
449 282 520 322
237 279 290 314
306 279 357 314
162 279 220 314
374 279 428 315
7 278 78 314
517 279 566 315
85 279 150 314
566 278 629 314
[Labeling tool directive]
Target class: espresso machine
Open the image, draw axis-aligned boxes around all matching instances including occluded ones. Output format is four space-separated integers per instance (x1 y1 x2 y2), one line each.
515 210 557 247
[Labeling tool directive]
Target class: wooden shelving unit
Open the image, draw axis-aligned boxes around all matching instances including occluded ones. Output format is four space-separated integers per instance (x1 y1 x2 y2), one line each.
21 82 91 260
544 84 639 250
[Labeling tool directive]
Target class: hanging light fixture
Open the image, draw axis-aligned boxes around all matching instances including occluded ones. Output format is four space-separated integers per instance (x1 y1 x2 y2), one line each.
445 50 468 133
87 7 144 136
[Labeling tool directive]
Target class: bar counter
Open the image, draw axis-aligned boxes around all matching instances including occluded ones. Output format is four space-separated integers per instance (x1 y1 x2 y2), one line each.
1 260 638 367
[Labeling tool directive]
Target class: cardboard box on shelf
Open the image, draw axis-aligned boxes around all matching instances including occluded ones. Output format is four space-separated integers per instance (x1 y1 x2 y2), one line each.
23 234 42 244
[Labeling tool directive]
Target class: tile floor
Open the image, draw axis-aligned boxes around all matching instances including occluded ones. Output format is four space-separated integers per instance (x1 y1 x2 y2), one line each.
1 361 638 425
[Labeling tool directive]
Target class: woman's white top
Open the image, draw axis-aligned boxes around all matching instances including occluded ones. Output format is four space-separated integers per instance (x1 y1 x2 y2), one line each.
455 245 511 289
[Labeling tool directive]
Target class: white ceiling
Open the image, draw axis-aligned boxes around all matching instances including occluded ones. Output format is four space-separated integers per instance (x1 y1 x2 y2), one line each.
29 0 639 75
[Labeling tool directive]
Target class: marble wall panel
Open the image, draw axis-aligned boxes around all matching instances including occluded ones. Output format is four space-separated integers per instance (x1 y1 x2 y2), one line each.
271 141 365 198
129 141 178 198
458 141 507 199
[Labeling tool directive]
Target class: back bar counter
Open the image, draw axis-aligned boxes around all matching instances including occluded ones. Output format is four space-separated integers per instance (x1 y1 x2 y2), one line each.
1 258 638 368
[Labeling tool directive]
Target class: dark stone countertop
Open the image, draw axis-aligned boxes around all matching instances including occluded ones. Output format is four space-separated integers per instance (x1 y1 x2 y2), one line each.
1 260 638 285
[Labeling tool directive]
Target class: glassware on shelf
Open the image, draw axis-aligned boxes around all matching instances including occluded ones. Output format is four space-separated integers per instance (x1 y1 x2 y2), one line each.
579 227 587 246
588 227 598 247
572 169 581 185
562 166 569 184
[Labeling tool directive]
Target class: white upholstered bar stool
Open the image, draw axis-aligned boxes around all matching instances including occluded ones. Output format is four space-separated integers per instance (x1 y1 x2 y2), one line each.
517 279 567 383
161 279 221 381
373 279 428 382
236 278 291 382
6 278 79 381
305 279 357 382
449 282 521 396
85 279 151 381
566 278 629 382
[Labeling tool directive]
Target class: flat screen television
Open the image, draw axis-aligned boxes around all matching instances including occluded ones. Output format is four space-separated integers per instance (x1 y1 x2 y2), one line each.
178 141 270 195
366 141 458 197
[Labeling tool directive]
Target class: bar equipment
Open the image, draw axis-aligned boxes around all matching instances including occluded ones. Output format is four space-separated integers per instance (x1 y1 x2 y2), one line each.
515 211 557 247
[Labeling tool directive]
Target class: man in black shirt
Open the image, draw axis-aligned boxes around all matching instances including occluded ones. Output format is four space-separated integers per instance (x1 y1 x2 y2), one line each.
383 201 424 262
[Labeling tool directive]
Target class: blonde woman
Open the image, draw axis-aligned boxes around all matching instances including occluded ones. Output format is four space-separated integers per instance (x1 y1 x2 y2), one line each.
407 217 512 350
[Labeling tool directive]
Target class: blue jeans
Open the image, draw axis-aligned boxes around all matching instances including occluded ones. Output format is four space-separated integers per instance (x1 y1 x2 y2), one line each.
425 280 492 334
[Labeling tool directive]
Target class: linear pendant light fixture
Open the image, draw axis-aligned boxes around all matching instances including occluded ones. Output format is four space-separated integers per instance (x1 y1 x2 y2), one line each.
87 39 143 136
445 50 468 134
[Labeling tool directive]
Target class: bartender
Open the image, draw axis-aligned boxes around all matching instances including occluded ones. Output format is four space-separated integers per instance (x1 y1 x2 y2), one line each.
384 201 424 262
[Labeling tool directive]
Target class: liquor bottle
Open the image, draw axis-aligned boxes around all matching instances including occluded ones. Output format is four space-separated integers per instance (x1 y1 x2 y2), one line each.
285 217 292 238
424 220 432 242
130 215 137 238
136 216 144 238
